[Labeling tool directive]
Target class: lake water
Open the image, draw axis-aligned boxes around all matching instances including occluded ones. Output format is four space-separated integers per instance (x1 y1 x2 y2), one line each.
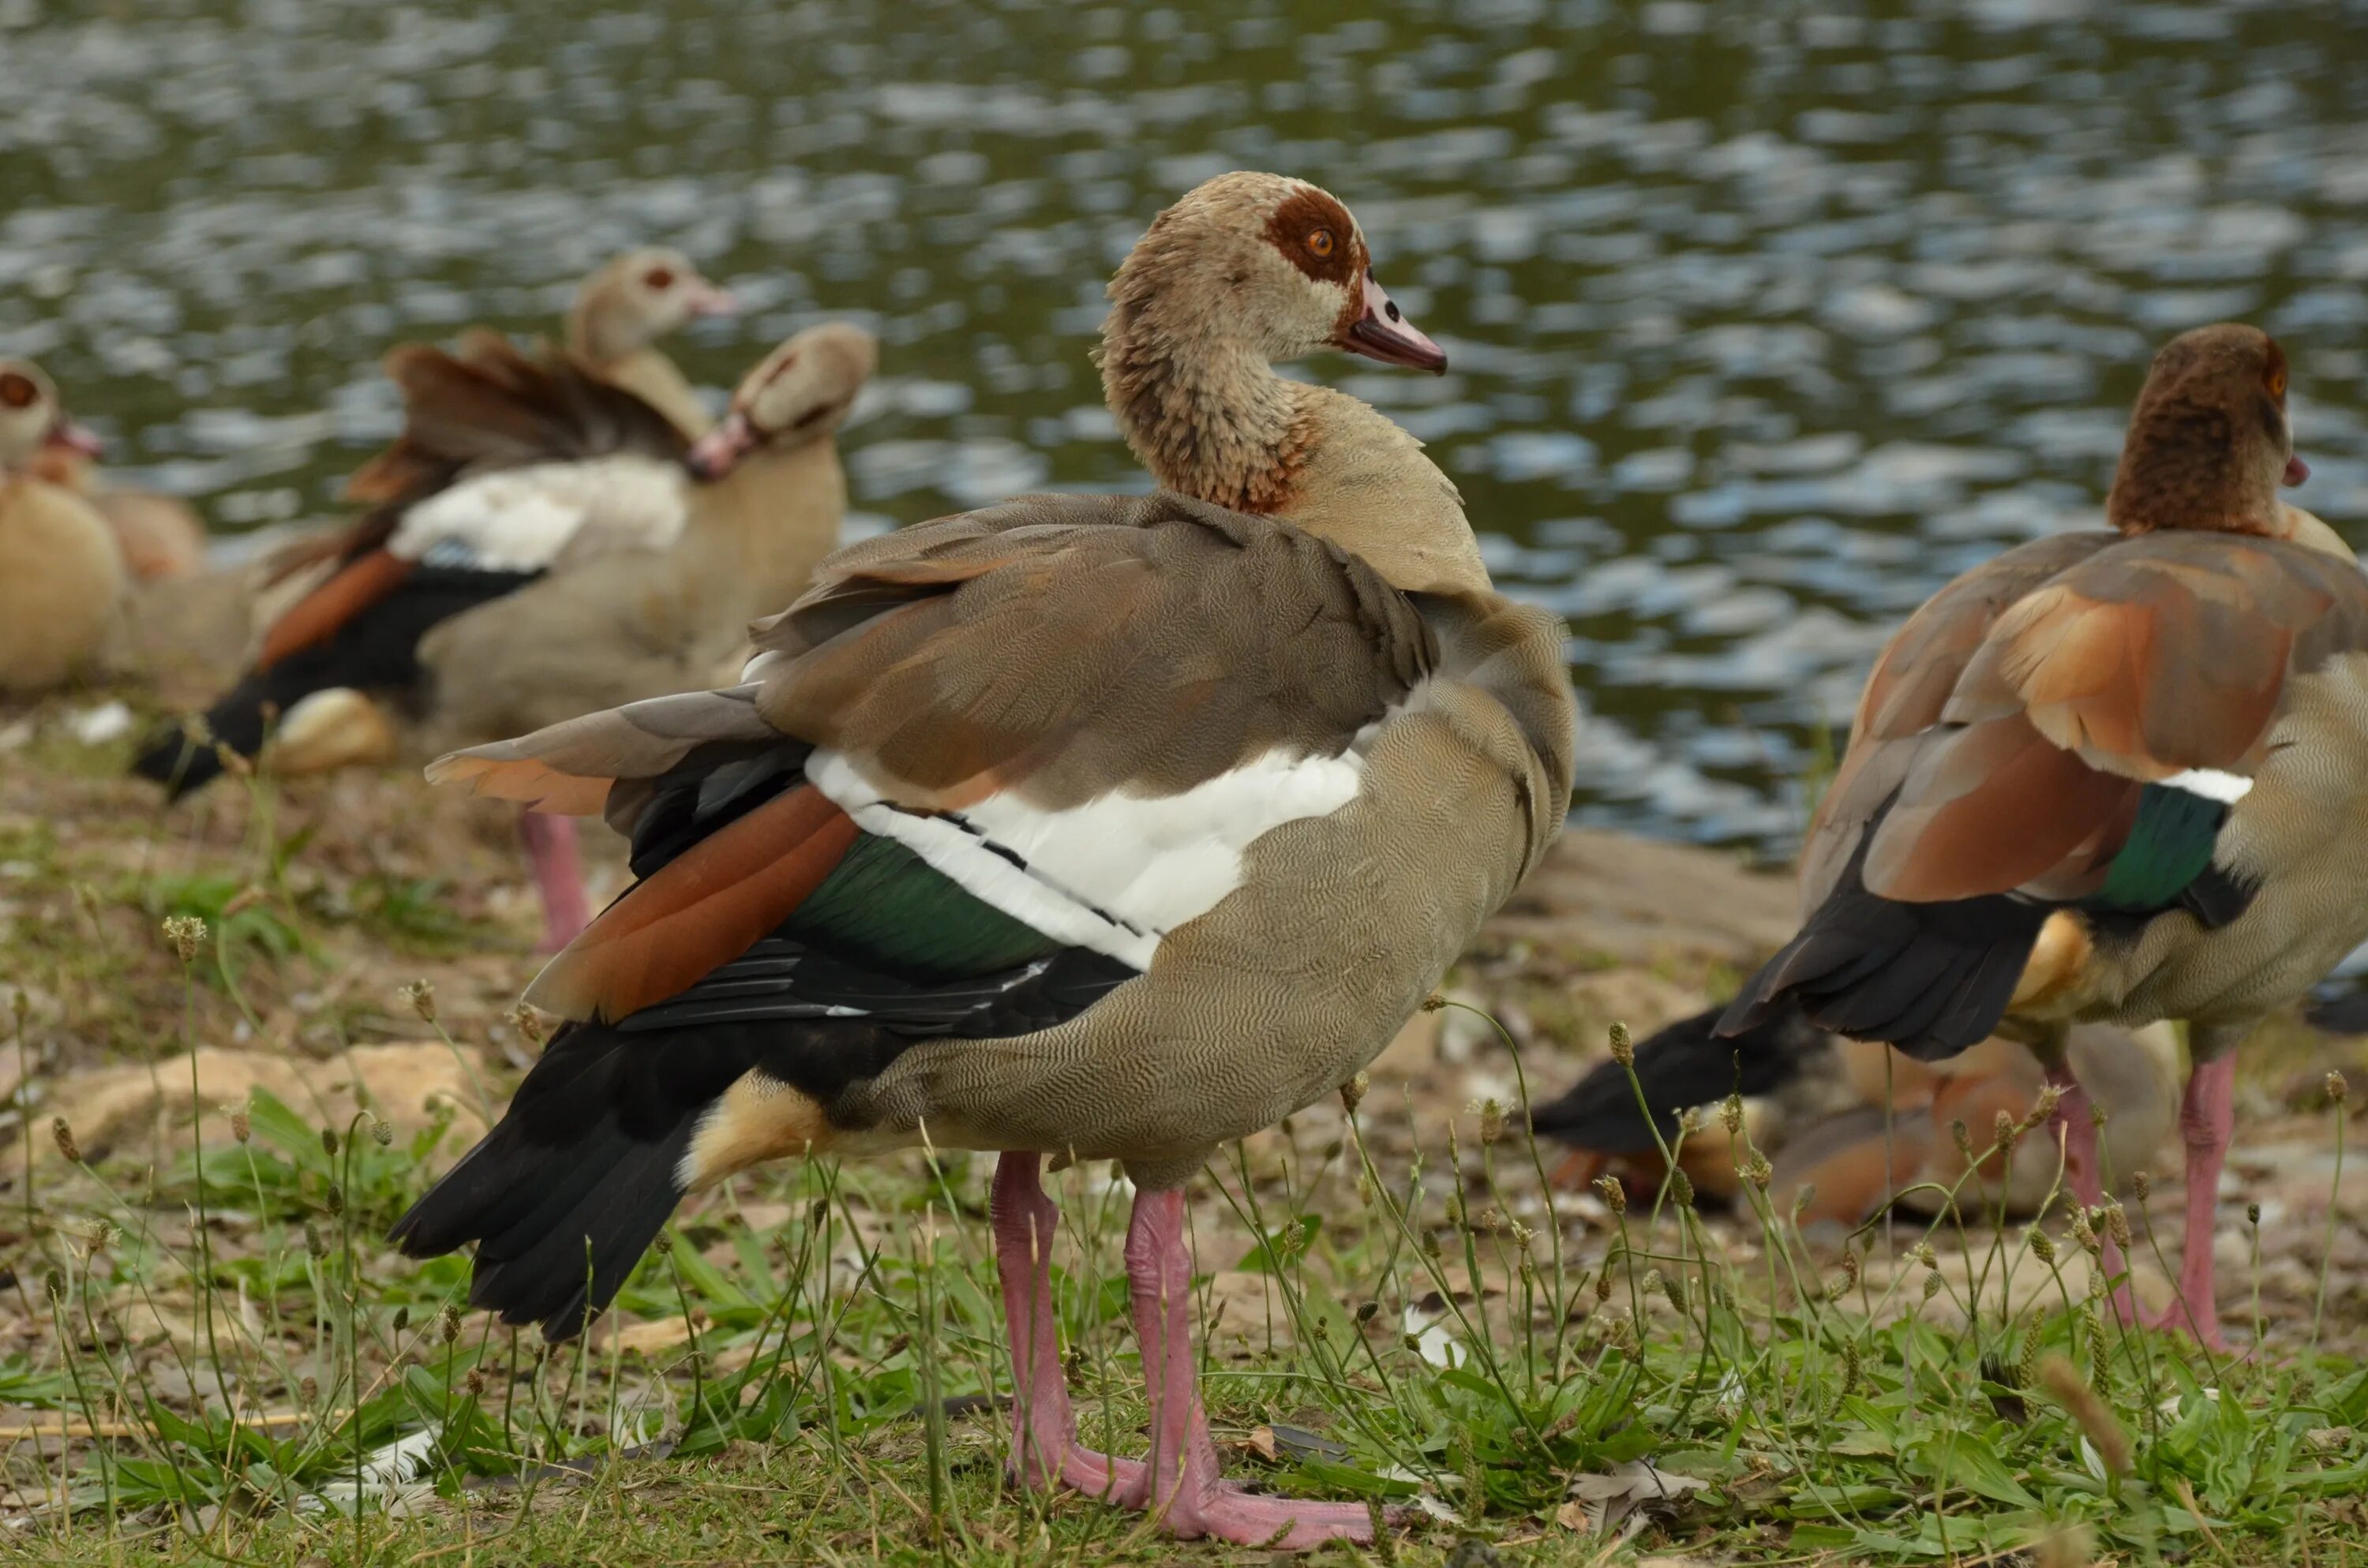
3 0 2362 855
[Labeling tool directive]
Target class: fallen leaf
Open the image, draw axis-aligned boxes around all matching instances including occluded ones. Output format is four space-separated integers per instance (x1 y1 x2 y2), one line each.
1555 1499 1590 1531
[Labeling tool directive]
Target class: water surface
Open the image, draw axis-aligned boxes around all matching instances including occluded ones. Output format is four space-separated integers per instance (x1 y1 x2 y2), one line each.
3 0 2362 853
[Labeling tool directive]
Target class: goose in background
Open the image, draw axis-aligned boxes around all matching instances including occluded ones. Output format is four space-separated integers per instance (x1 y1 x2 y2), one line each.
0 360 124 694
1718 324 2368 1351
132 322 874 952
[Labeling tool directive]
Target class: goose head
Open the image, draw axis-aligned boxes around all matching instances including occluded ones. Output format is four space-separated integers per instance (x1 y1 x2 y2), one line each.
568 249 739 366
683 324 879 481
0 360 102 473
2108 323 2310 535
1103 170 1445 376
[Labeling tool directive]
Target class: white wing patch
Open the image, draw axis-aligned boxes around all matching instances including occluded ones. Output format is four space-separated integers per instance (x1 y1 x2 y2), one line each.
804 746 1367 970
2160 768 2254 805
388 455 689 574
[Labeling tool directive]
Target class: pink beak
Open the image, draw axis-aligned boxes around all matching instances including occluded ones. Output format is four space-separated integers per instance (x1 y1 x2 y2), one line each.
685 411 759 481
1339 271 1447 375
683 279 740 320
43 419 103 459
2285 454 2310 487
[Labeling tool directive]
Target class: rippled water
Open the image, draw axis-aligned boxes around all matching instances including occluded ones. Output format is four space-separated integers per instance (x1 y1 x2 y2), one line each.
4 0 2363 852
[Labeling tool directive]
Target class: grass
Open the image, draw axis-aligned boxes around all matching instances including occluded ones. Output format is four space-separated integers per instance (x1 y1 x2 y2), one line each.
2 718 2366 1564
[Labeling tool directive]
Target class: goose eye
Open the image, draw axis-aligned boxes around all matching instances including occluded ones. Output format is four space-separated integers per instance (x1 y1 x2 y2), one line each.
1307 228 1336 258
2266 365 2288 402
643 266 677 291
0 372 34 410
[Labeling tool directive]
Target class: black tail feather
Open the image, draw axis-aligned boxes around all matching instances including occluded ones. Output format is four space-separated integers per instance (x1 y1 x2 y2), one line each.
390 1020 763 1341
131 674 277 798
1529 1001 1824 1157
1718 885 2047 1062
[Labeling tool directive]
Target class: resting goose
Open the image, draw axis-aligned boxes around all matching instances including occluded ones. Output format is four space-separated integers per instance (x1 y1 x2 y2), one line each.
28 444 207 582
395 173 1576 1548
1720 324 2368 1349
0 360 124 694
133 323 875 951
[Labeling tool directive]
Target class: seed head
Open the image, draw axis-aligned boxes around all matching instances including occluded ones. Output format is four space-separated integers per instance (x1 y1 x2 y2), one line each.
1659 1270 1686 1314
463 1368 489 1397
1339 1072 1368 1115
303 1220 326 1258
440 1304 462 1344
323 1184 345 1217
1355 1300 1379 1325
1419 991 1447 1012
1922 1271 1942 1301
1594 1256 1617 1304
1912 1241 1938 1270
2131 1170 2151 1202
1478 1098 1505 1145
1668 1168 1695 1209
2089 1102 2108 1130
2330 1071 2351 1107
1838 1249 1862 1291
1510 1219 1536 1251
2029 1228 2057 1263
1607 1020 1633 1068
161 914 206 964
371 1117 394 1147
2068 1207 2097 1253
2246 1202 2261 1226
1744 1151 1773 1190
651 1229 673 1254
42 1267 66 1304
50 1116 79 1164
320 1126 339 1158
1719 1094 1744 1136
401 979 437 1024
392 1306 410 1335
1950 1118 1973 1162
2025 1084 2063 1130
1995 1109 2018 1154
2102 1203 2131 1249
230 1109 251 1144
510 1001 546 1046
1593 1174 1626 1217
299 1375 320 1406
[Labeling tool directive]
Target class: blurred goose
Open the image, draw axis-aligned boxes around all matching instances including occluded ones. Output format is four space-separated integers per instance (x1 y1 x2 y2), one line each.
394 173 1576 1548
563 248 737 440
1533 1001 2175 1225
132 322 875 951
28 444 207 582
337 249 736 518
1719 324 2368 1349
0 360 123 693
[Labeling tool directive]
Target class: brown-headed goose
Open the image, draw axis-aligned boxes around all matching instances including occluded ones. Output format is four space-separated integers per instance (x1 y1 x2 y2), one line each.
0 360 123 693
393 173 1576 1548
1719 324 2368 1350
133 322 875 951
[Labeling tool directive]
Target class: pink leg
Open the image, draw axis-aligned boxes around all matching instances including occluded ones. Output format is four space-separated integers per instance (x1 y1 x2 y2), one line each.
2141 1054 2235 1352
989 1153 1141 1497
1123 1186 1380 1547
2046 1061 2139 1325
518 809 592 952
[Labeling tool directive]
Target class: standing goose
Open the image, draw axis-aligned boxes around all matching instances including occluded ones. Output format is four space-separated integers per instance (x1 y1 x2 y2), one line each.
1718 324 2368 1349
132 323 875 950
394 173 1576 1547
0 360 123 693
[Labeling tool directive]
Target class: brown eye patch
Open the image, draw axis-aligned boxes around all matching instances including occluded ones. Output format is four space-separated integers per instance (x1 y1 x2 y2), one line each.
0 372 36 410
643 266 677 291
1264 187 1358 287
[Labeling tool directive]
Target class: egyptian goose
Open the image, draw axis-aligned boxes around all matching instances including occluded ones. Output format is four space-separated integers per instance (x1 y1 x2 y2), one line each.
132 323 875 950
563 248 737 440
28 445 207 582
393 173 1576 1548
0 360 124 694
1719 323 2368 1349
1533 1002 2175 1225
